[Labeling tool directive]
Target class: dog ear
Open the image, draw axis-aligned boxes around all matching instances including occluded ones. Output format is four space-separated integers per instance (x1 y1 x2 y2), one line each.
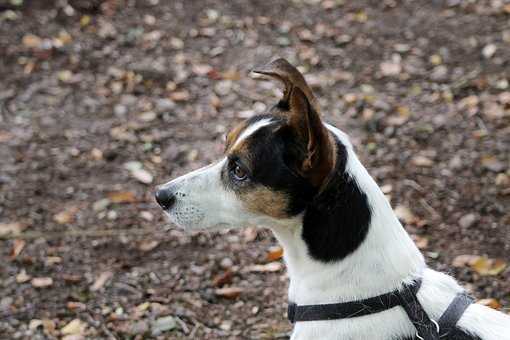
253 58 335 188
287 86 335 188
252 58 319 113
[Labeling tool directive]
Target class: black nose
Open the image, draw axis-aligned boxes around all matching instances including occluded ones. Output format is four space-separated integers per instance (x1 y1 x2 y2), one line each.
155 188 176 210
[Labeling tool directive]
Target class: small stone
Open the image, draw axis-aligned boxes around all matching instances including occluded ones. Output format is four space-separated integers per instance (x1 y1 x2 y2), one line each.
214 80 232 96
92 198 110 212
459 213 478 229
151 316 177 335
155 98 175 112
220 257 234 269
31 277 53 288
482 44 497 59
140 211 154 221
114 104 128 116
107 210 118 220
495 173 509 187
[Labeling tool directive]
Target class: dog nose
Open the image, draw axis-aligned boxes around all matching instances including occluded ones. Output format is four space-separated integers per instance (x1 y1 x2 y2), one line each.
155 188 176 210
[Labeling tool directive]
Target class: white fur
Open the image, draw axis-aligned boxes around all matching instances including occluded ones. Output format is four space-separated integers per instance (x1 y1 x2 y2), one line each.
159 122 510 340
232 118 274 150
270 124 510 340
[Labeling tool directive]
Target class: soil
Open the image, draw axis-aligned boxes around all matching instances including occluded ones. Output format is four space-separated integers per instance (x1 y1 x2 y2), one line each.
0 0 509 339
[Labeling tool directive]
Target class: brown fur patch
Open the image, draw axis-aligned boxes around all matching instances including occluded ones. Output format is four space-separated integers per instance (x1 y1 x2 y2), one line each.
225 121 248 152
239 186 290 219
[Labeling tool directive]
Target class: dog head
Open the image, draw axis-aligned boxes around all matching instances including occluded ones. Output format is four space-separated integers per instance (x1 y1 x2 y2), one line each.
155 58 337 230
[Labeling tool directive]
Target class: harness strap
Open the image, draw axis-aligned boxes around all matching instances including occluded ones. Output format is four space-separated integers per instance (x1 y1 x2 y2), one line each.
396 281 439 340
438 293 474 337
287 278 474 340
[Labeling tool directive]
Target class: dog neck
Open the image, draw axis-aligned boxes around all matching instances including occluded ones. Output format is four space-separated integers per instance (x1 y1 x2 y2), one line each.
271 125 426 306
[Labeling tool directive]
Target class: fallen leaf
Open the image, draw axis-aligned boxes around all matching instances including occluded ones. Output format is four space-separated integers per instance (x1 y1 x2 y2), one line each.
481 156 505 172
459 213 478 229
10 239 26 259
243 227 258 242
266 246 284 262
0 222 25 237
107 191 137 203
31 277 53 288
61 319 87 335
212 269 233 287
412 235 429 249
16 269 32 283
471 257 507 276
45 256 62 266
138 240 159 252
380 61 401 76
67 301 86 310
246 262 283 272
124 162 153 184
394 205 417 224
29 319 43 330
169 90 190 102
477 298 502 310
192 64 213 76
139 211 154 221
215 286 244 299
22 34 42 49
90 271 113 291
452 254 480 267
53 207 78 224
412 155 434 167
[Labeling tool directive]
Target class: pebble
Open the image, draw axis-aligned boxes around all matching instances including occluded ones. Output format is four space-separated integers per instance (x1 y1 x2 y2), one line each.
459 213 478 229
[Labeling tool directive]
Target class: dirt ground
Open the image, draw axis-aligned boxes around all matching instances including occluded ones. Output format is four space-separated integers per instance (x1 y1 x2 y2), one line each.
1 0 509 339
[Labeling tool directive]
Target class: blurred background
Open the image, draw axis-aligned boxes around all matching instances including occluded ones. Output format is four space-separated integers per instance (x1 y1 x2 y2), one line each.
0 0 509 339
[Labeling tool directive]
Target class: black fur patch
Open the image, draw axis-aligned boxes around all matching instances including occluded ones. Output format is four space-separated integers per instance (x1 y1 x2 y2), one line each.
301 140 372 263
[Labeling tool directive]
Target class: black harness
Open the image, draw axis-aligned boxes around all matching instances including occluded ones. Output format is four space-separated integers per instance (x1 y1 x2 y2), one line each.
287 278 474 340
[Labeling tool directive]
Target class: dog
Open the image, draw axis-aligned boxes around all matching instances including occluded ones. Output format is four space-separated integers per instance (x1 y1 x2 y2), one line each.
155 58 510 340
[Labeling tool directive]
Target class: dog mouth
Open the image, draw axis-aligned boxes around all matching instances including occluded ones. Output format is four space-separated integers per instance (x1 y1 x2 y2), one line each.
163 203 206 229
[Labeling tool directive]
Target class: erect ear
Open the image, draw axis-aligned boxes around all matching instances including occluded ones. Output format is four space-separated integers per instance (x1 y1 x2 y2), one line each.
252 58 320 113
287 86 335 188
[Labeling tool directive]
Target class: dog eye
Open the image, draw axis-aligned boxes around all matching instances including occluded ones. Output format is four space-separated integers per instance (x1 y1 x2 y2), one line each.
232 164 248 181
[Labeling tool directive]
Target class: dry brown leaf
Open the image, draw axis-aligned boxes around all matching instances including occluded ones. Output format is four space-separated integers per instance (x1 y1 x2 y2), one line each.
107 191 137 203
452 254 480 267
10 239 26 259
471 257 507 276
31 277 53 288
477 298 502 310
266 246 284 262
90 271 113 291
394 205 417 224
67 301 86 311
215 287 243 299
53 207 79 225
212 269 233 287
22 34 42 49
